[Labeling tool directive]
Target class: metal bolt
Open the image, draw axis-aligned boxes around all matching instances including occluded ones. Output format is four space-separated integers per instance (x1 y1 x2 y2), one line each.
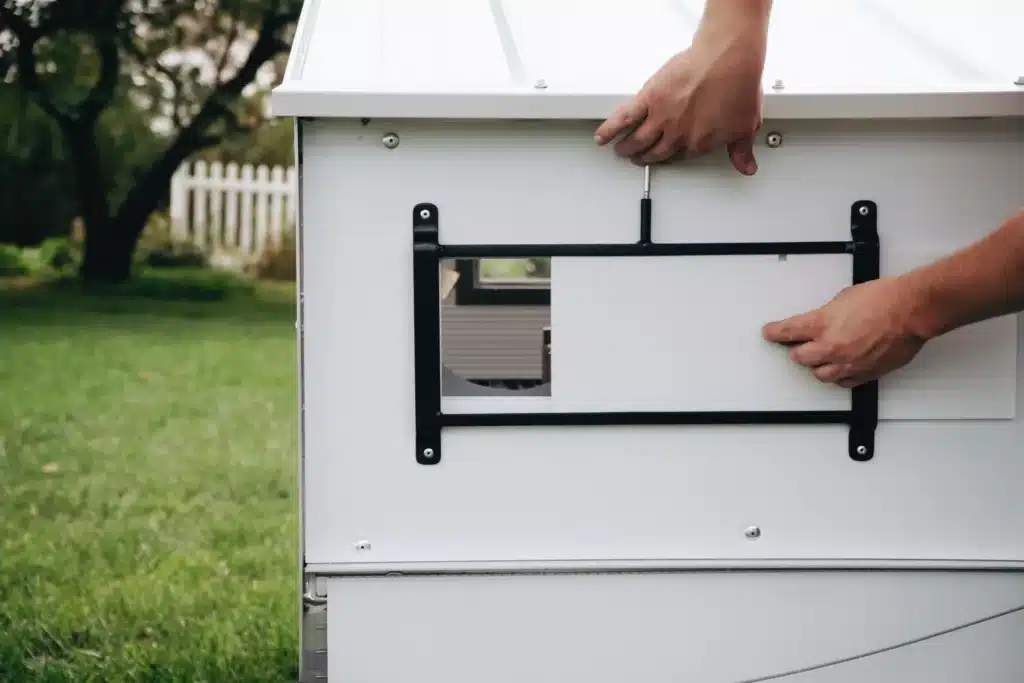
856 445 868 456
419 208 431 220
533 79 547 90
766 131 783 148
772 79 785 91
354 540 372 551
381 133 400 149
422 447 434 458
1015 76 1024 86
744 526 762 540
858 205 870 216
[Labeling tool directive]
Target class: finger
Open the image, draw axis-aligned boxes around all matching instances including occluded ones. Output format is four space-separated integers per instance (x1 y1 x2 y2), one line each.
837 375 872 389
636 133 684 165
762 311 823 345
614 118 664 159
788 341 837 368
595 101 647 146
812 364 847 383
727 136 758 175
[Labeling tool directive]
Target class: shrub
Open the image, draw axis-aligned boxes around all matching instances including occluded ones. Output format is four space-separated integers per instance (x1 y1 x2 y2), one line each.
0 244 29 276
38 236 81 271
135 212 210 269
251 233 296 282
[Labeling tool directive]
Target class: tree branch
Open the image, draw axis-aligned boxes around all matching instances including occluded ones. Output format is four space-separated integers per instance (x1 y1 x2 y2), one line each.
79 33 120 123
0 5 74 127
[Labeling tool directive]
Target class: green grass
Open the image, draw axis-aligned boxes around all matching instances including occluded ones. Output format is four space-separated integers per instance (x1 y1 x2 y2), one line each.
0 271 300 683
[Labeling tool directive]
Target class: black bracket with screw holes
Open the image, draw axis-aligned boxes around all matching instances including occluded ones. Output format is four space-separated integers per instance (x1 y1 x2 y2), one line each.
848 200 880 461
411 201 880 464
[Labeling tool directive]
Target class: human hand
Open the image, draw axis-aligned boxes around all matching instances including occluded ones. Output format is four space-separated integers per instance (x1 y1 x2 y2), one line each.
593 23 766 173
761 277 932 388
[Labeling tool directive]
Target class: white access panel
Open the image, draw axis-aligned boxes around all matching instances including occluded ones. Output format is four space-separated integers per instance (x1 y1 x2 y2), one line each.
299 117 1024 569
326 572 1024 682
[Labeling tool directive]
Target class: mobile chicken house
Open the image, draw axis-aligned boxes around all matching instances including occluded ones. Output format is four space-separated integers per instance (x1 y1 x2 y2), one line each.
271 1 1024 680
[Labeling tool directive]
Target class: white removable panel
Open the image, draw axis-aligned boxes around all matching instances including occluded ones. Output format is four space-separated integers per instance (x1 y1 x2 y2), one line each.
326 572 1024 682
549 255 1015 420
300 117 1024 567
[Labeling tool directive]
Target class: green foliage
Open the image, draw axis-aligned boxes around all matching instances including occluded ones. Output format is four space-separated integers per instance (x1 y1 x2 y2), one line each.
77 267 255 301
38 236 82 271
0 243 30 276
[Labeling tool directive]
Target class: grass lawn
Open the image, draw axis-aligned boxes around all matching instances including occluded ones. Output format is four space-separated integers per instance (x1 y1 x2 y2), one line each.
0 271 300 683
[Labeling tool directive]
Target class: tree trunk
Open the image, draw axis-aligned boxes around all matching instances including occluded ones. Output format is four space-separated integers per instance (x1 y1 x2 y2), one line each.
80 219 136 283
64 122 126 283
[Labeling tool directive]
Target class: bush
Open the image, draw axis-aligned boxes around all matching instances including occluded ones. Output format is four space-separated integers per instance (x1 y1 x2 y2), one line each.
0 244 29 276
251 233 296 282
38 236 81 271
140 241 209 269
135 212 210 269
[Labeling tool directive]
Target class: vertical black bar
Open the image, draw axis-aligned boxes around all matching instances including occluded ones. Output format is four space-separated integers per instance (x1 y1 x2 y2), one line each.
849 200 880 462
413 203 442 465
639 197 652 245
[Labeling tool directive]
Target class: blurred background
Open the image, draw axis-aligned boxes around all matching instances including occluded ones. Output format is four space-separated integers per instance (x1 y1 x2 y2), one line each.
1 2 303 681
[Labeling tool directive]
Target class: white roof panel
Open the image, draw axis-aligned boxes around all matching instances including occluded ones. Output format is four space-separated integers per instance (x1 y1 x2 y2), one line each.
272 0 1024 120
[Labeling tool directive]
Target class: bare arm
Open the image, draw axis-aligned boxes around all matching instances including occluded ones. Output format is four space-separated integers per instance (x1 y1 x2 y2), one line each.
763 208 1024 387
905 208 1024 340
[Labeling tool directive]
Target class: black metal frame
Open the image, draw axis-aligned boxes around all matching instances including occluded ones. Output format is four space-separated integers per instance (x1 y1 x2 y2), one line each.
413 200 880 466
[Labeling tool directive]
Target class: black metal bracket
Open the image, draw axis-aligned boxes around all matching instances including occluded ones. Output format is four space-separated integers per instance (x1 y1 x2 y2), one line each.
412 204 442 465
849 200 880 461
412 201 881 465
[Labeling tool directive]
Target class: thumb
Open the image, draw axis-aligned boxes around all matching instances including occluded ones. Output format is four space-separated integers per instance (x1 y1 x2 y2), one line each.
762 310 822 344
727 136 758 175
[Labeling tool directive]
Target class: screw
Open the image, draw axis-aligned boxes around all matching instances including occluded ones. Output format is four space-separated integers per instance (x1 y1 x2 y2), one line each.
856 445 868 456
419 208 430 220
858 205 870 216
772 79 785 91
533 79 547 90
422 447 434 458
354 540 371 551
744 526 762 540
381 133 400 149
1015 76 1024 86
766 132 783 148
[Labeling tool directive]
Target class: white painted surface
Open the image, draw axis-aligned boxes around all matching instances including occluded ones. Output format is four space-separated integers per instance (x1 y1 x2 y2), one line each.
326 572 1024 682
271 0 1024 119
169 161 297 254
299 117 1024 568
551 255 1015 419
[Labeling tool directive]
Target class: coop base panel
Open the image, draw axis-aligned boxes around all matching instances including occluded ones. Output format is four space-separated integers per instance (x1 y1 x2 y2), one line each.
319 571 1024 683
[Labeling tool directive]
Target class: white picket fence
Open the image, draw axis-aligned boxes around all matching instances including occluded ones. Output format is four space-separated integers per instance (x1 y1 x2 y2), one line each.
169 160 297 255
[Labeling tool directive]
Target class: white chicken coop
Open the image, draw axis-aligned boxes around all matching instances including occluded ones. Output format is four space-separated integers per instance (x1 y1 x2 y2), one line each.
271 0 1024 680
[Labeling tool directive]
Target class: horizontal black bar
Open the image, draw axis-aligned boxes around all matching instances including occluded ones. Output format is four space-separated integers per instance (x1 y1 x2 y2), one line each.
441 410 852 428
440 242 853 258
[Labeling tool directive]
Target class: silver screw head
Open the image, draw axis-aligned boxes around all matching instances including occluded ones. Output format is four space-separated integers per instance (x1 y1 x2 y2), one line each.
858 205 870 216
354 540 372 551
533 79 547 90
772 79 785 91
766 131 783 148
422 447 434 458
856 445 868 455
744 526 762 540
418 208 430 220
381 133 400 149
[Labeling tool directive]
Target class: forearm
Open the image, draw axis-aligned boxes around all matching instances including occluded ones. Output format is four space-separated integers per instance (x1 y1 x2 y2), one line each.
904 208 1024 339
